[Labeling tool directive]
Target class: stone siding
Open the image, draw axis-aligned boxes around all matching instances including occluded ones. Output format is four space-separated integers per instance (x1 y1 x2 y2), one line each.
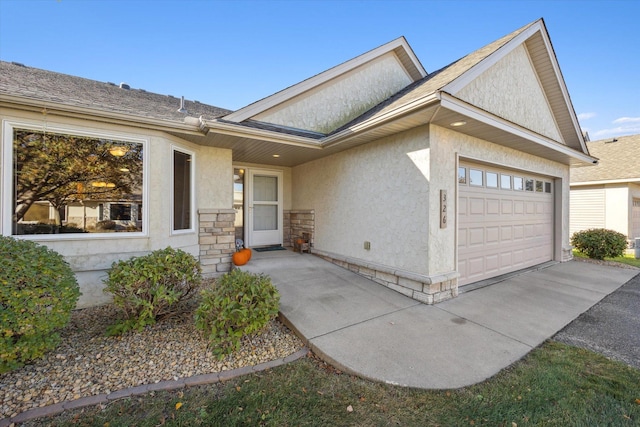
287 210 315 248
313 248 459 304
199 209 236 276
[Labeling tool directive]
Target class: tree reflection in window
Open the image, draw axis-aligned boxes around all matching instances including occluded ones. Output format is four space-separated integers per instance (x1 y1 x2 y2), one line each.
13 128 143 234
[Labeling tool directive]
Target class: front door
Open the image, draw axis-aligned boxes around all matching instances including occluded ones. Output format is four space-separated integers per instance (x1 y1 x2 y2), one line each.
247 169 283 247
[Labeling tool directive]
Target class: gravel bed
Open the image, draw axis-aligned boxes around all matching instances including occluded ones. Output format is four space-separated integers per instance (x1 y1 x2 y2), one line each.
0 295 304 420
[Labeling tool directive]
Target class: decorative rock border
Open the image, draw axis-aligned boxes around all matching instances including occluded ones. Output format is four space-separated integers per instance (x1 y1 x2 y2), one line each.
1 348 308 426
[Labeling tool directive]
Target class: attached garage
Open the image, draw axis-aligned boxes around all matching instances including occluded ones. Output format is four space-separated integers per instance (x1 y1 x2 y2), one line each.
458 161 554 286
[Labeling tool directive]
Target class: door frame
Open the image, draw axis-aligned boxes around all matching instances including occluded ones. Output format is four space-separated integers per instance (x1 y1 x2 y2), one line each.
245 168 284 248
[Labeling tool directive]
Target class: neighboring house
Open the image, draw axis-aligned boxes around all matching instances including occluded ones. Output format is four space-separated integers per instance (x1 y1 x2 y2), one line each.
570 134 640 246
0 18 596 308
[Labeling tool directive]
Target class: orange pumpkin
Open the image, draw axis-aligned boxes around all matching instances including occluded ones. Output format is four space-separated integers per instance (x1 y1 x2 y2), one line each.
242 248 252 261
232 250 249 266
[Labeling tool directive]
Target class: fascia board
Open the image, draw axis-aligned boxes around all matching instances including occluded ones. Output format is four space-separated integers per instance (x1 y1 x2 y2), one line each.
439 92 598 165
570 178 640 187
0 94 204 135
223 37 427 124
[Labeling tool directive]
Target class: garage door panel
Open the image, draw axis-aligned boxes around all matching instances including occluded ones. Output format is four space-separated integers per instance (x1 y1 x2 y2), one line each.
487 199 500 215
458 162 553 286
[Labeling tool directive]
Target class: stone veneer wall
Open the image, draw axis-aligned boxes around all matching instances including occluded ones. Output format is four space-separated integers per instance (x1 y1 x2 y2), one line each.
287 210 315 247
198 209 236 276
313 249 459 304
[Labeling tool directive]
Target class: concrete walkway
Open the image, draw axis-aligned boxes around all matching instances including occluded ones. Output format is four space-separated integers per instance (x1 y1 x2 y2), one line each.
242 249 639 389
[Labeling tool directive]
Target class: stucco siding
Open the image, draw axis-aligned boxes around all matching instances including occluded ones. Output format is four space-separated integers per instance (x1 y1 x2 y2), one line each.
1 111 232 308
455 44 562 142
292 126 431 275
255 53 413 134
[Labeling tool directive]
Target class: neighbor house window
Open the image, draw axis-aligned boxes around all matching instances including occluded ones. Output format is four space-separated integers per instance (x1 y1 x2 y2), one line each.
535 180 544 192
173 148 193 231
8 125 144 235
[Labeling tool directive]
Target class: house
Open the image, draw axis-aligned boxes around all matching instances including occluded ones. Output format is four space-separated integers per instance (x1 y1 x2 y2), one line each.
0 18 596 308
570 134 640 246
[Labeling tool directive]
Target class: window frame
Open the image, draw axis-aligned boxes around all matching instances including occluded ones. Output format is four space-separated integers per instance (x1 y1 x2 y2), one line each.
2 119 148 240
171 145 196 235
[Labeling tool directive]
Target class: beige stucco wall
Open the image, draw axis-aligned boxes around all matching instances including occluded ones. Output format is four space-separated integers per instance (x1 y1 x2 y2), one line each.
1 110 232 308
292 125 431 275
429 124 571 273
456 44 562 142
255 53 413 134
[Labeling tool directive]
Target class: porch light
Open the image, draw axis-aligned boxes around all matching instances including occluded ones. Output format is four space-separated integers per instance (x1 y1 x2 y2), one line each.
109 146 128 157
272 154 280 158
119 167 130 172
91 181 107 187
450 121 467 127
106 183 116 188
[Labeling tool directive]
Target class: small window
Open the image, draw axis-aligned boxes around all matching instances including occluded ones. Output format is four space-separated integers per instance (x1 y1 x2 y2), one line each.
544 182 552 193
525 178 534 191
110 203 131 221
513 177 523 191
500 174 512 190
486 172 498 188
173 149 193 231
458 167 467 184
469 169 483 186
535 180 543 192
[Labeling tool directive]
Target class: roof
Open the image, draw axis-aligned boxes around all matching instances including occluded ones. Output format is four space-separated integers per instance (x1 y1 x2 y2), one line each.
570 134 640 184
0 61 231 123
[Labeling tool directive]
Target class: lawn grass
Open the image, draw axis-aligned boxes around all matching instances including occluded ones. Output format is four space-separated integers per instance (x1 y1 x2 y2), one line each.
573 249 640 268
24 341 640 426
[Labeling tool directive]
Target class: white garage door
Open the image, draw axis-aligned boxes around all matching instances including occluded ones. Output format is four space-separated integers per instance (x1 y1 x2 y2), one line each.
458 162 554 286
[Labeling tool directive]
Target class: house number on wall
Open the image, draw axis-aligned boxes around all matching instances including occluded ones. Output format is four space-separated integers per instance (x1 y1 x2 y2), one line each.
440 190 447 228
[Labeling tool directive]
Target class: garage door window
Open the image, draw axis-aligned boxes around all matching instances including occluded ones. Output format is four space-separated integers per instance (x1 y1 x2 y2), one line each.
514 176 523 190
544 182 552 193
486 172 498 188
525 178 534 191
470 169 483 186
458 167 467 184
501 174 512 189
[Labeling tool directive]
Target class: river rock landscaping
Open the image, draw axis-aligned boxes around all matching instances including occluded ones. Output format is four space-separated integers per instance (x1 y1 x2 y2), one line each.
0 293 304 420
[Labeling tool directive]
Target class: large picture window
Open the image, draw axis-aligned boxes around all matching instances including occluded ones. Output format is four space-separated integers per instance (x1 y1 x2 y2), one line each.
173 148 193 231
9 126 144 235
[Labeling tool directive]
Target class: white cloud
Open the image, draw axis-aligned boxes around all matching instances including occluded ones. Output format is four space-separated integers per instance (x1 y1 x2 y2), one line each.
613 116 640 124
592 124 640 139
577 112 596 120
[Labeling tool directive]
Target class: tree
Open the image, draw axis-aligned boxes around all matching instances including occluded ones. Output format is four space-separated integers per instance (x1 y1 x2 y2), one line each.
13 129 143 227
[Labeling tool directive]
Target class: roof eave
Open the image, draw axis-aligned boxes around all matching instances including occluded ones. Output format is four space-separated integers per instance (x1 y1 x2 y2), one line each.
0 93 205 135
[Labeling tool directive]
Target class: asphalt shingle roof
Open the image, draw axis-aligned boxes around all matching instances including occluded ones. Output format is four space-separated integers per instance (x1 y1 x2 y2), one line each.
0 61 232 124
570 134 640 183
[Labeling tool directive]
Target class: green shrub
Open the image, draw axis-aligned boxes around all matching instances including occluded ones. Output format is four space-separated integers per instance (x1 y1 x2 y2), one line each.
104 247 201 335
195 269 280 359
0 236 80 373
571 228 628 260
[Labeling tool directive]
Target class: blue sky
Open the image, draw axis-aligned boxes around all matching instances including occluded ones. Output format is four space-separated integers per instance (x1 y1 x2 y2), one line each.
1 0 638 140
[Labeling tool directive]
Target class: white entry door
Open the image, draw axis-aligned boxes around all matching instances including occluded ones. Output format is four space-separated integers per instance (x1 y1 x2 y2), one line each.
247 169 283 247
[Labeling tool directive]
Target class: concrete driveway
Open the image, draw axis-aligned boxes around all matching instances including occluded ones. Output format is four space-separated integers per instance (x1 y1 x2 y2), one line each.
553 265 640 370
242 249 639 389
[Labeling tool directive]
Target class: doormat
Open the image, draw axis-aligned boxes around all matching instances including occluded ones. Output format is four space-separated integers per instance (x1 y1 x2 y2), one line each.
253 245 287 252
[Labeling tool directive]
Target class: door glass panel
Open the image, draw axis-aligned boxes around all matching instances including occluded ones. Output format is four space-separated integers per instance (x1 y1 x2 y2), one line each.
253 205 277 231
253 175 277 202
233 168 244 242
